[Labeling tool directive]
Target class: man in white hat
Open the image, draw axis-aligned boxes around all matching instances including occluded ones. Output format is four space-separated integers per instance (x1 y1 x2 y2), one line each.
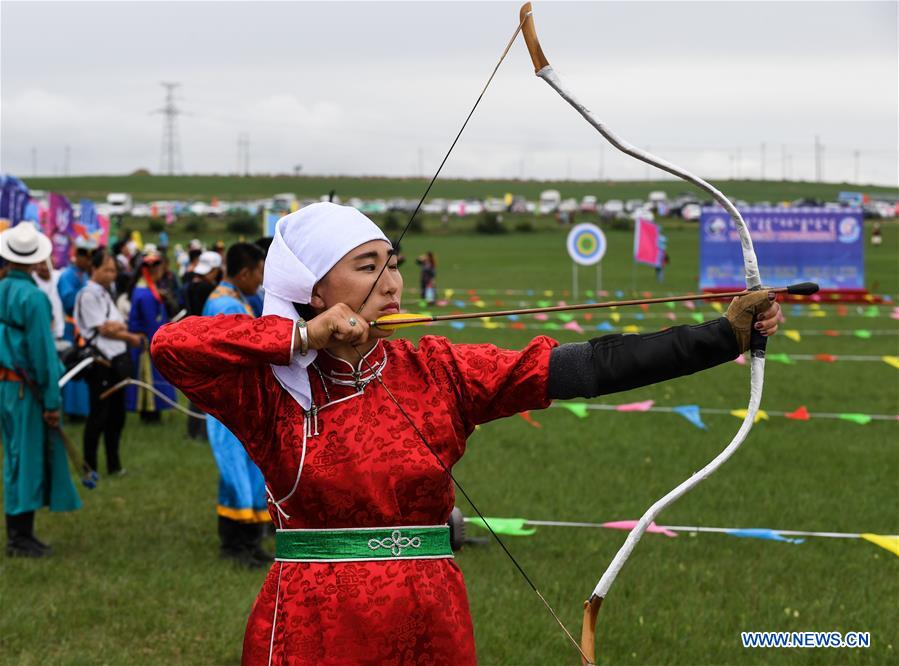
0 223 82 558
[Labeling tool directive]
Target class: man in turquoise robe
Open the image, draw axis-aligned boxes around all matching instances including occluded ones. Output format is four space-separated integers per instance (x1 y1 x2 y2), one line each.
0 223 81 558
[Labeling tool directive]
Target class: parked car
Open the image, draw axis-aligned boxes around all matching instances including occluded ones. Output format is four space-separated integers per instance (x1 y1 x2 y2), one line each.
681 203 702 221
624 199 645 213
559 198 579 214
579 195 598 213
484 197 507 213
601 199 624 219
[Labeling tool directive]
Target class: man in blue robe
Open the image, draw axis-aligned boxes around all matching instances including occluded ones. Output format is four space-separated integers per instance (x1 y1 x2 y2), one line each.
57 242 93 417
201 242 271 567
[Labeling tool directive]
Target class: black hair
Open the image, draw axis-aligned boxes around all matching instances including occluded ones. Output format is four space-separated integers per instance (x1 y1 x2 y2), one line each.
253 237 274 255
111 240 125 255
75 247 92 258
188 248 202 262
89 246 113 271
226 242 265 278
293 302 317 321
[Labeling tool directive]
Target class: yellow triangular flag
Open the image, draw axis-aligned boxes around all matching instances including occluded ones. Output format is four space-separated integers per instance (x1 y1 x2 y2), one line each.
444 289 454 299
784 330 801 343
730 409 769 423
611 313 620 323
861 534 899 557
810 310 827 318
882 356 899 371
474 300 486 308
623 325 641 333
711 302 723 313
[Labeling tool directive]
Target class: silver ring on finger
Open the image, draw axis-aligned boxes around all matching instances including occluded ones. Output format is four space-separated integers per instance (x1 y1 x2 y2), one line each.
348 317 357 327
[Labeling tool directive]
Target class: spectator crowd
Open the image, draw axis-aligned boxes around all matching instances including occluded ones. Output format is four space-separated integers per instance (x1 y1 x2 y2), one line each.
0 223 273 567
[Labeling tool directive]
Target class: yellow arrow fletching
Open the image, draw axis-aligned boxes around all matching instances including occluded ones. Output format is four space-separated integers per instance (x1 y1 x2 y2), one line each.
371 313 433 330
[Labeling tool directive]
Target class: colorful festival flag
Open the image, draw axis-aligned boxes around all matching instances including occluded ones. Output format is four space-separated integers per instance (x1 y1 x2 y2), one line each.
45 192 74 268
673 404 706 429
633 217 662 266
726 528 804 544
0 174 31 231
861 534 899 557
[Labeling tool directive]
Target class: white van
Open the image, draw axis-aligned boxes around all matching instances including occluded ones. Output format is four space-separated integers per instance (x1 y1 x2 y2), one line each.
538 189 561 215
106 193 132 216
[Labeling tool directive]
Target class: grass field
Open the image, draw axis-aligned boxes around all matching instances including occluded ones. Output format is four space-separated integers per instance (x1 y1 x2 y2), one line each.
24 174 899 205
1 218 897 665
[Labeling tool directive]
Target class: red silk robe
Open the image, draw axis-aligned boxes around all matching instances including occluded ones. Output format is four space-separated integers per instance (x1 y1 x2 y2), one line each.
151 315 556 665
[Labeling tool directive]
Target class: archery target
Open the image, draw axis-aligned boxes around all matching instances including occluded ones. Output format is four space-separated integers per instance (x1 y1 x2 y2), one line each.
566 223 606 266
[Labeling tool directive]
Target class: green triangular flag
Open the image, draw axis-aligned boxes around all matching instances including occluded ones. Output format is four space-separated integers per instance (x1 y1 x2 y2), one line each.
854 330 872 339
537 300 552 308
543 322 561 330
839 413 872 425
558 402 589 418
467 517 536 536
864 306 880 318
768 352 795 365
691 312 705 323
557 313 575 322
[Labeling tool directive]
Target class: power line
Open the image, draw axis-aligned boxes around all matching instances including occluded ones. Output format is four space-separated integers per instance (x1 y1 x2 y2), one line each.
153 82 184 175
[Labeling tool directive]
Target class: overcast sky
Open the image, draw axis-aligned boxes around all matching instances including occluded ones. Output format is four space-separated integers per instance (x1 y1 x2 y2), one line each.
2 1 896 185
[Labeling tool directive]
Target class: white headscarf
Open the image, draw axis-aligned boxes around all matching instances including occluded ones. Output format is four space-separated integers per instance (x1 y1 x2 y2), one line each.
262 202 390 410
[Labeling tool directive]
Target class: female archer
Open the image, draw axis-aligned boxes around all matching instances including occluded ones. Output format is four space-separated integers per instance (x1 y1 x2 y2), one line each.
151 202 780 665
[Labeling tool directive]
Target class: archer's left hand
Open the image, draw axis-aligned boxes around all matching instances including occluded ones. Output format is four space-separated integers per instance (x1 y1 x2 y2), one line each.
726 291 784 352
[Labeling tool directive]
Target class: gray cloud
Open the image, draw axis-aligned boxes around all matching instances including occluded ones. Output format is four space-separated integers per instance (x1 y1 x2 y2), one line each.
2 1 896 185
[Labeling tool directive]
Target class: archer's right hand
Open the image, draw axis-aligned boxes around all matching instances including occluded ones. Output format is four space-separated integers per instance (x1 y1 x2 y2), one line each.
306 303 370 350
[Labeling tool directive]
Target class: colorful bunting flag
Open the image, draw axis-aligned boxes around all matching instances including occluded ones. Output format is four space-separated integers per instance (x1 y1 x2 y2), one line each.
882 356 899 370
616 400 655 412
768 353 795 365
784 330 801 342
784 406 810 421
726 528 804 544
563 320 584 334
839 413 872 425
673 404 706 429
861 534 899 557
518 411 542 428
467 517 537 536
854 330 872 339
558 402 589 419
730 409 769 423
602 520 677 537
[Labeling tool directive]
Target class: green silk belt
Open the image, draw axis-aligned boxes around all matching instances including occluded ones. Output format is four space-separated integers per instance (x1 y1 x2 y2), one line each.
275 525 453 562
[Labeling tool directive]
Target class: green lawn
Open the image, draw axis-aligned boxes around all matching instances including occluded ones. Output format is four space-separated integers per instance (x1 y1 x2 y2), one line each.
1 220 897 665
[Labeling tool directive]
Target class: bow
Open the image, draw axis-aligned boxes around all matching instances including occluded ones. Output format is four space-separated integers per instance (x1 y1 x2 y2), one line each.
517 3 770 663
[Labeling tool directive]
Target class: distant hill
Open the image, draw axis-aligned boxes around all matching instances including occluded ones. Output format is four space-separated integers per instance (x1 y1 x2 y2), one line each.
22 174 898 203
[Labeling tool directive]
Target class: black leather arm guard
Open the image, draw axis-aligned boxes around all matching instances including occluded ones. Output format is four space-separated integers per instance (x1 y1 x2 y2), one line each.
547 317 739 400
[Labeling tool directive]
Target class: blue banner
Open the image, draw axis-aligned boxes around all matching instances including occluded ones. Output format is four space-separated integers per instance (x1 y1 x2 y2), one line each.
0 174 31 230
699 207 864 291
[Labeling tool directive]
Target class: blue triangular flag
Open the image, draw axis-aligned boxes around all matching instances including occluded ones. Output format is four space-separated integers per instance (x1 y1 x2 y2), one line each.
727 528 804 544
673 404 706 429
450 322 465 330
597 322 614 331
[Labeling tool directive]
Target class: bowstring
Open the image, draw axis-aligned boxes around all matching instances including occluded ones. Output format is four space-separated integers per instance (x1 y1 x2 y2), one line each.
345 13 592 663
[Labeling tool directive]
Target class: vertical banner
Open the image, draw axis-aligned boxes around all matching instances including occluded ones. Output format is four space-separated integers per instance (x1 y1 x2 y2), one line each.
700 207 865 291
0 174 31 232
76 199 110 248
46 192 74 268
633 217 661 266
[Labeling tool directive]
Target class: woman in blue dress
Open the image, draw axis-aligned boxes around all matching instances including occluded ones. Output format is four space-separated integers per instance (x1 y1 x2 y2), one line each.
125 250 176 422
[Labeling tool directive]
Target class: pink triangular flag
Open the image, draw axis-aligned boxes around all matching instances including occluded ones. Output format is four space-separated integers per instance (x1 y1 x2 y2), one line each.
563 320 584 334
602 520 678 538
616 400 655 412
533 313 549 321
734 354 746 365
